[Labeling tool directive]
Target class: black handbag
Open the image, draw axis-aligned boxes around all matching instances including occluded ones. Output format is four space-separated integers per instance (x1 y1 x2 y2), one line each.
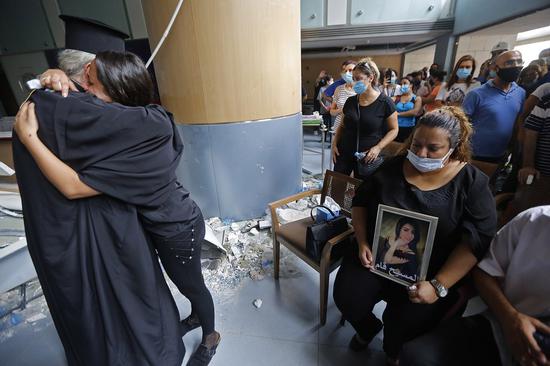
305 205 349 261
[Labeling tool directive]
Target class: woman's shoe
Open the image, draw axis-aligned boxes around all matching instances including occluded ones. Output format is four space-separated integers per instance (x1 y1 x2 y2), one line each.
186 331 221 366
348 319 383 352
181 314 201 336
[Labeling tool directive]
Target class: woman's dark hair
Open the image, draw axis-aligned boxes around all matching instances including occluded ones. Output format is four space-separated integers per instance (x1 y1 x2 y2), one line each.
394 217 421 250
94 51 154 107
397 106 473 162
384 68 398 80
342 59 356 67
318 74 332 87
430 69 447 82
448 54 476 89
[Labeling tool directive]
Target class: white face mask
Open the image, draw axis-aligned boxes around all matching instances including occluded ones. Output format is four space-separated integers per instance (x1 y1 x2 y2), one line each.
406 148 454 173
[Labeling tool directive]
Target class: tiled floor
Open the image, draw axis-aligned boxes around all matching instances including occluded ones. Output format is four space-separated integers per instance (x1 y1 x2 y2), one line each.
0 254 388 366
0 129 391 366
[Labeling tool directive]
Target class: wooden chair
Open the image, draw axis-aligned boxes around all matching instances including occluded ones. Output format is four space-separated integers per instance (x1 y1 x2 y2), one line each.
471 159 499 178
381 141 404 157
268 170 362 325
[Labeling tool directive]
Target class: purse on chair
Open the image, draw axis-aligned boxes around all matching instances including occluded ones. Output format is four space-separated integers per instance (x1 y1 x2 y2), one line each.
305 205 349 261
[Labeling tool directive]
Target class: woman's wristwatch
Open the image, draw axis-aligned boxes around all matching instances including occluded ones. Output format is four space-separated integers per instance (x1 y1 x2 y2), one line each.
429 279 448 298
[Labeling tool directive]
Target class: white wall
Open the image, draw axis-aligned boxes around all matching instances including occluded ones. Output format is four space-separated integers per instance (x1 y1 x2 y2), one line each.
455 34 517 76
403 44 436 75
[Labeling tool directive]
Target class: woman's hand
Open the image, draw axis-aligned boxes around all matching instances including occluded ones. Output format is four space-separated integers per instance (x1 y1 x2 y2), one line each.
502 312 550 366
408 281 438 304
358 241 373 268
14 102 39 144
364 145 381 163
332 143 340 164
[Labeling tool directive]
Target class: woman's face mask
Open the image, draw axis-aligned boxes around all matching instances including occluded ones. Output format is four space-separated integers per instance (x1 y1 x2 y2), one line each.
342 72 353 83
406 148 454 173
456 68 472 80
390 76 397 84
401 84 410 93
353 81 368 94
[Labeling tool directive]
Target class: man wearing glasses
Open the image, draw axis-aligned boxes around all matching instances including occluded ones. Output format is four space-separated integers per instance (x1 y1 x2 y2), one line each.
463 51 526 163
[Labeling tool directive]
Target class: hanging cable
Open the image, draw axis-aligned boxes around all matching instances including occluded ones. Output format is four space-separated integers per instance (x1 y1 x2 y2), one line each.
145 0 185 69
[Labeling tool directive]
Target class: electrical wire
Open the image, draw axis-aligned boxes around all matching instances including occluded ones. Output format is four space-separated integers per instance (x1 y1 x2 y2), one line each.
145 0 185 69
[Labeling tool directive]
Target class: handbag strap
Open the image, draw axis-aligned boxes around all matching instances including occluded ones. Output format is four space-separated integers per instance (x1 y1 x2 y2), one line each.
309 204 336 222
356 96 360 153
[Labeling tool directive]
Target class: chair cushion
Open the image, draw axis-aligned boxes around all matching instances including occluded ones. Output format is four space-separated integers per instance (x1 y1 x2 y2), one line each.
276 217 315 256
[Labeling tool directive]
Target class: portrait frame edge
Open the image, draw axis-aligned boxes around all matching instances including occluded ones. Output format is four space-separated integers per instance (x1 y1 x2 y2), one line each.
370 204 439 286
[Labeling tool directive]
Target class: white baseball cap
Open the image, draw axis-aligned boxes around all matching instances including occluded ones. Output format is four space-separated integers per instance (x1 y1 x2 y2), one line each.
492 41 509 52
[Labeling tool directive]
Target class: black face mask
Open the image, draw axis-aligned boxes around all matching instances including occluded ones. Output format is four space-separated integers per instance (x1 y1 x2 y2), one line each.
496 66 522 83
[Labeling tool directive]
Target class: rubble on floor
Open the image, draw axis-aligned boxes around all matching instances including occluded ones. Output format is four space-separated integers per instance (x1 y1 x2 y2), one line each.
1 174 325 340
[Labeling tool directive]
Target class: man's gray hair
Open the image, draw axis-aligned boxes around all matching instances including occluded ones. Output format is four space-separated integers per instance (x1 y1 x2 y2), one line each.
57 49 95 79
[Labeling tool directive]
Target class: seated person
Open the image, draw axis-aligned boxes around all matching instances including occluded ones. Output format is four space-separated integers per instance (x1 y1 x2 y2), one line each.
400 205 550 366
333 107 496 365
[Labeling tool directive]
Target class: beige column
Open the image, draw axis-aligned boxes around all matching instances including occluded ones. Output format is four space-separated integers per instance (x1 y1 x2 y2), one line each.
140 0 303 220
141 0 301 124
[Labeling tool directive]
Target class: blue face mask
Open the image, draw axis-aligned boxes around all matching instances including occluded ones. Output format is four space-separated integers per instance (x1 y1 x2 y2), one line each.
401 85 410 93
456 68 472 79
406 149 454 173
488 70 497 78
390 76 397 84
353 81 368 94
342 72 353 83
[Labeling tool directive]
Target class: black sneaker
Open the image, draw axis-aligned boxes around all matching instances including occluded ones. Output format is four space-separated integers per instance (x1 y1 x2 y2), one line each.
348 319 383 352
181 314 201 336
187 332 221 366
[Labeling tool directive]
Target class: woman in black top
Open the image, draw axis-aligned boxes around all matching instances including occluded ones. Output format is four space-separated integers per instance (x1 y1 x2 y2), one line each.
332 58 398 179
333 107 497 365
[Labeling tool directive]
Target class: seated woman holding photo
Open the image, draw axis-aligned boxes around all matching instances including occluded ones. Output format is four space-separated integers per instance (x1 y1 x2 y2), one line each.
376 217 421 281
333 106 497 365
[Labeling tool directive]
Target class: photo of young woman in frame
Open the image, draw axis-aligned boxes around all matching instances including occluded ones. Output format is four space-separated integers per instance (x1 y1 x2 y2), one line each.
371 205 438 286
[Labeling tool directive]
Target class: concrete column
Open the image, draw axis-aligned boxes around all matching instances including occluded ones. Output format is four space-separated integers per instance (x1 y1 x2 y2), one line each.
434 33 457 74
141 0 302 220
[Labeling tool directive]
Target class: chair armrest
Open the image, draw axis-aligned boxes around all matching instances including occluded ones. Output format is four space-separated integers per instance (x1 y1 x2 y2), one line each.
268 189 322 229
327 227 354 246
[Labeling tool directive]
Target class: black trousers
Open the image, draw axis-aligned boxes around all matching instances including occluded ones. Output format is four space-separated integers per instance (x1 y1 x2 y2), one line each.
399 314 501 366
154 212 215 337
333 244 459 358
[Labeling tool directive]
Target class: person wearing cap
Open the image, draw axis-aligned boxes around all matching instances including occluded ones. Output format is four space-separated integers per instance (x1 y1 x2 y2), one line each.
33 15 129 96
463 50 526 163
478 41 509 84
13 16 189 366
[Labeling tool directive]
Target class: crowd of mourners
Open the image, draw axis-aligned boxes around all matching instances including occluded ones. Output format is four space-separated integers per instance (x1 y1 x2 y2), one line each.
307 42 550 366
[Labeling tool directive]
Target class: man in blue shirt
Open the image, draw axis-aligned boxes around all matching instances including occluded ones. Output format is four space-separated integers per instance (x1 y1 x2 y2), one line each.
323 60 356 101
463 50 526 163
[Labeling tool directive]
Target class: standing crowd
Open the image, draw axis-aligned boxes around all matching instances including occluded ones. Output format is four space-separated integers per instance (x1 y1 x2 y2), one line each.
310 42 550 366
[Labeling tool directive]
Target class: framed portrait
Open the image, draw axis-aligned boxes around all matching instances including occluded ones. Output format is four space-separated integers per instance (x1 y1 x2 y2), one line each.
370 204 438 286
